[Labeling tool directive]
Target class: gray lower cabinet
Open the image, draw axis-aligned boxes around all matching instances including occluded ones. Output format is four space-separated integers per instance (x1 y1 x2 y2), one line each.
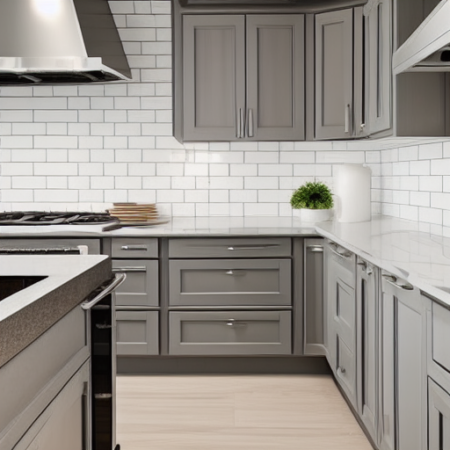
356 258 379 445
324 240 357 408
113 259 159 307
182 14 305 141
303 239 325 356
116 311 159 356
428 378 450 450
169 310 291 355
169 259 291 307
315 8 364 140
14 361 89 450
379 272 425 450
364 0 392 136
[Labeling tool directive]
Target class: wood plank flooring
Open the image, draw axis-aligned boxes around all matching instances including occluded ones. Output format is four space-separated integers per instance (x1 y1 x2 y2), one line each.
116 374 373 450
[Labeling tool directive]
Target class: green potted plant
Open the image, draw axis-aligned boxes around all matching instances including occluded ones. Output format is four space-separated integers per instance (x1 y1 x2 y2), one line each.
290 181 334 222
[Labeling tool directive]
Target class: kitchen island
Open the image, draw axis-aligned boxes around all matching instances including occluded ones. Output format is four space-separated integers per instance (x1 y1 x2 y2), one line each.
0 254 112 450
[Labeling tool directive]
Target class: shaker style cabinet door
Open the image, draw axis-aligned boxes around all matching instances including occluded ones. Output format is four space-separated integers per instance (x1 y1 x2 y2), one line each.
364 0 392 135
183 15 246 141
246 15 305 141
315 9 354 140
428 379 450 450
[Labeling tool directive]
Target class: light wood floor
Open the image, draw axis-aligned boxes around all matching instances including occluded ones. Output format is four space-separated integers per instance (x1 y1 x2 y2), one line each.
116 374 373 450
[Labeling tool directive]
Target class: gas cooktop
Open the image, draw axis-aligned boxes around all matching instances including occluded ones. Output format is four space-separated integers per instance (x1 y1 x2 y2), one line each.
0 212 118 226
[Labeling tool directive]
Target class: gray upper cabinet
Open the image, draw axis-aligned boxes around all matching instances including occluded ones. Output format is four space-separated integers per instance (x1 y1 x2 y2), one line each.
315 8 363 140
182 14 305 141
364 0 392 136
183 15 246 141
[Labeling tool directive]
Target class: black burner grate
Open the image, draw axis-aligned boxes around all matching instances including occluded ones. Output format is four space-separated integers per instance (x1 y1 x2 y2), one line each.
0 211 118 225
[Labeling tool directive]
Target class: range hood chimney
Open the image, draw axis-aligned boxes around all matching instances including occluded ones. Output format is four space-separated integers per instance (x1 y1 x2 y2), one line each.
0 0 132 85
393 0 450 74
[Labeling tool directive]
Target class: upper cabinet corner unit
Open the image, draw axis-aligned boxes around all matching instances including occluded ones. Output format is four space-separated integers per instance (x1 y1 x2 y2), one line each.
179 13 305 142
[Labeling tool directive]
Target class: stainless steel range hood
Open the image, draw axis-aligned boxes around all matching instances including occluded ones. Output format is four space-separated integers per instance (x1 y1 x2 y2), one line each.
393 0 450 74
0 0 132 84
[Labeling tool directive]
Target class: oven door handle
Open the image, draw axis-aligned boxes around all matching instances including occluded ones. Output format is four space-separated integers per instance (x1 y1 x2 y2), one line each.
81 273 126 311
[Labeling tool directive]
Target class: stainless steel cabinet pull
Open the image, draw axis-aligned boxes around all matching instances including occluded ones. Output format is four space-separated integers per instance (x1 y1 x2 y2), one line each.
248 108 254 137
226 319 247 327
307 245 324 253
225 270 245 276
237 109 241 138
113 266 147 273
227 245 279 251
237 108 244 138
338 366 346 375
81 273 126 311
328 242 352 259
382 273 414 291
121 245 148 251
357 261 367 268
344 104 351 134
95 393 113 400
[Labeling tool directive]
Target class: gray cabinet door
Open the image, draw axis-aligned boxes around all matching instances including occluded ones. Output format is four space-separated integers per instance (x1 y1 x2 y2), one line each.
116 311 159 356
315 9 354 139
429 378 450 450
112 259 158 307
169 259 291 307
356 259 378 444
169 310 291 355
380 273 424 450
183 15 246 141
304 239 325 356
246 15 305 140
365 0 392 135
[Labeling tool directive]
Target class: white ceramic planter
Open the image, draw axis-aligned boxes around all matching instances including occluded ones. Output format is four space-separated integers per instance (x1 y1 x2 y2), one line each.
293 208 333 222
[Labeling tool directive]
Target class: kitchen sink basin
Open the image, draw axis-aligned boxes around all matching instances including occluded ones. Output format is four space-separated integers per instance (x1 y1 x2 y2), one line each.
0 276 47 301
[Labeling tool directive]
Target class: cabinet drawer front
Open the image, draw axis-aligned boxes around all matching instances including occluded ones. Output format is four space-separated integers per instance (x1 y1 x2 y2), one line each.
113 259 158 307
111 238 158 258
169 238 291 258
169 259 291 306
169 311 291 355
116 311 158 356
432 302 450 375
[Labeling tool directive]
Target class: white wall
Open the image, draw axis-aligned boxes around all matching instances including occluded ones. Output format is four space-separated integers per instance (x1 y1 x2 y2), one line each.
0 0 449 226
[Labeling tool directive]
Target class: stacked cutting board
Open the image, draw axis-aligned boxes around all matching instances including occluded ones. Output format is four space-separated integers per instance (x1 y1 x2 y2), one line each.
104 203 169 230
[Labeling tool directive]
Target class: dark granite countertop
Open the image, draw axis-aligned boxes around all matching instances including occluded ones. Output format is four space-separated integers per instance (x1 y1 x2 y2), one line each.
0 255 111 368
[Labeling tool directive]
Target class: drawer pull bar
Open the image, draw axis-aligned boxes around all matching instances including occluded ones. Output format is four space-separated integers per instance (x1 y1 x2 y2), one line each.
382 273 414 291
226 319 247 327
113 266 147 273
121 245 148 251
225 270 246 276
307 245 323 253
227 245 280 251
328 242 352 259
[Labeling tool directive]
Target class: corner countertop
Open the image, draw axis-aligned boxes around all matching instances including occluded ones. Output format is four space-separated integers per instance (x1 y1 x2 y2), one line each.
316 216 450 308
0 255 111 368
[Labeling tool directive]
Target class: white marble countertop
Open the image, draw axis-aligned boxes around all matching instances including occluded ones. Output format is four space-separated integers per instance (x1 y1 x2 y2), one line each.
316 216 450 307
1 214 450 307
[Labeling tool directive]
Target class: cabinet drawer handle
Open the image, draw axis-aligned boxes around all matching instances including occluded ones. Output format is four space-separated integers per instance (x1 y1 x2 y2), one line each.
307 245 323 253
227 245 279 251
121 245 148 251
328 242 352 259
95 323 112 330
225 270 246 276
382 274 414 291
95 393 113 400
113 266 147 273
237 108 244 138
338 366 346 375
226 319 247 327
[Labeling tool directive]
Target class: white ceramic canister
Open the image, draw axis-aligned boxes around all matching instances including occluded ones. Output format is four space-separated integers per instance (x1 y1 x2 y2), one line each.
334 164 371 223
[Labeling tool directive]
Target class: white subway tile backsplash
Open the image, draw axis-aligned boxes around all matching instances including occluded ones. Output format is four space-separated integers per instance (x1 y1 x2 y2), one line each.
0 1 449 223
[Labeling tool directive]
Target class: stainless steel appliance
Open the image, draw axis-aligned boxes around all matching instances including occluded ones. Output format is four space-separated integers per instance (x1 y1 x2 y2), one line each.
82 274 125 450
0 211 117 226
